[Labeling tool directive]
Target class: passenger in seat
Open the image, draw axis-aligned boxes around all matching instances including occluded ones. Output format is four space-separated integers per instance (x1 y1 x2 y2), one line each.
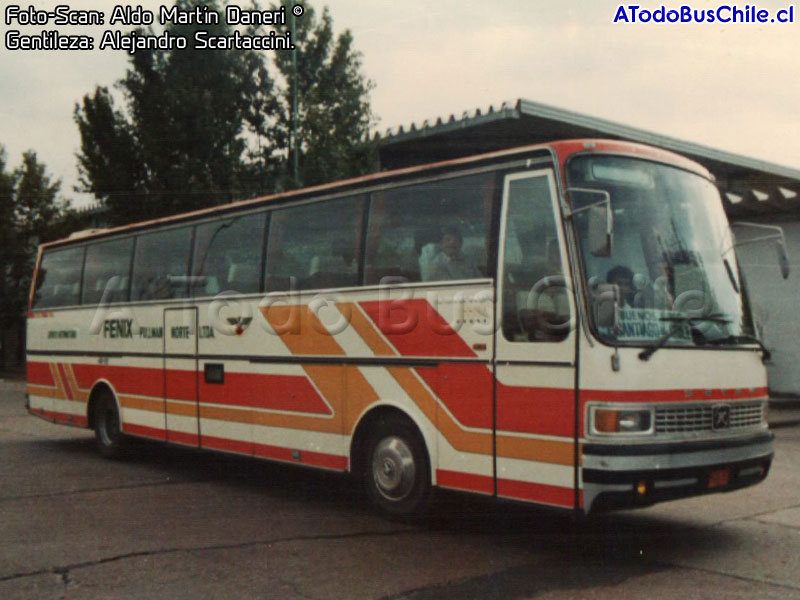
428 226 480 281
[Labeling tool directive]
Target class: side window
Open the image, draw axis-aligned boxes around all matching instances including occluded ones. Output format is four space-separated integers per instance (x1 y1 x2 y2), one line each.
32 246 85 309
501 173 570 342
265 196 365 291
192 212 266 296
364 173 495 285
82 237 133 304
131 226 193 301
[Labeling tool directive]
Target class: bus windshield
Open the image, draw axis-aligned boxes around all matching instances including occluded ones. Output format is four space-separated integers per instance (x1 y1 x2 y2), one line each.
567 155 755 347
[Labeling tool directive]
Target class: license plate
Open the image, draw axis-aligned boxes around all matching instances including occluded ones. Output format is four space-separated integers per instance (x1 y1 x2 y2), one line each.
708 468 730 489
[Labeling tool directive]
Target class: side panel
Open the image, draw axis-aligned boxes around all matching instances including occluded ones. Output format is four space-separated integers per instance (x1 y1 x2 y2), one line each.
164 308 199 446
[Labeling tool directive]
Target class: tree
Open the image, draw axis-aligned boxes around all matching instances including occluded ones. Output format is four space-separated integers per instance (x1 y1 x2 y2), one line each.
263 1 378 190
0 148 75 366
75 0 377 225
0 148 17 330
76 0 264 225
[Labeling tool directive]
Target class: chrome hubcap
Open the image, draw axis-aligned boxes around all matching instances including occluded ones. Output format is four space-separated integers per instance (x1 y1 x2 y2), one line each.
371 436 416 502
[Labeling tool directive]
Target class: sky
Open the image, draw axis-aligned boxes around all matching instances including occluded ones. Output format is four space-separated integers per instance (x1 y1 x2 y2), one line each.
2 0 800 208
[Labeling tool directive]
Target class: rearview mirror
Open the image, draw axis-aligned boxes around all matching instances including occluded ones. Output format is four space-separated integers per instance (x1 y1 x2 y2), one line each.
588 203 613 257
568 188 613 258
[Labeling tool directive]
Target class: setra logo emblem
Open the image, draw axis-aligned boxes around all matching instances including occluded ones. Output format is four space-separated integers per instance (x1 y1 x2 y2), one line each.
712 404 731 430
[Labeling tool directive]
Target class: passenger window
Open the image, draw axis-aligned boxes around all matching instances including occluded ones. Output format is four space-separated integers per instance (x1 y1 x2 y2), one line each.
364 173 495 285
501 173 570 342
265 196 365 291
192 212 266 296
82 237 133 304
32 246 86 309
131 226 193 301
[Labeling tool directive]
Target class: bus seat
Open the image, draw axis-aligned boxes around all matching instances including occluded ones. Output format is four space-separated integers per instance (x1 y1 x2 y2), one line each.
418 243 440 281
227 261 260 293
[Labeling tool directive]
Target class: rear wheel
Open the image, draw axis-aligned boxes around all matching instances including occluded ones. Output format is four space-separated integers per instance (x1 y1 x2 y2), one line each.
363 417 430 517
93 391 126 458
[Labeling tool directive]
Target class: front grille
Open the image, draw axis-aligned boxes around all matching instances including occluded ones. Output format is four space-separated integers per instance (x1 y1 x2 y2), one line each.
655 402 764 434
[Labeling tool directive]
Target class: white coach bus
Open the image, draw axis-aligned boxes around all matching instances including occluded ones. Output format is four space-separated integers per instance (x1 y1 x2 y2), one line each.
26 139 784 516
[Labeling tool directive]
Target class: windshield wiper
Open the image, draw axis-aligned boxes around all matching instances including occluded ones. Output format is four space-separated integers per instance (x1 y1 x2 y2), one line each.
705 335 771 362
638 315 730 361
723 258 740 294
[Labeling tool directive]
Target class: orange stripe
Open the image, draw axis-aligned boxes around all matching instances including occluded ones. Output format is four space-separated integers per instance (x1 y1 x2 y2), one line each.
261 305 389 437
49 362 67 400
345 302 492 454
343 303 396 356
120 395 163 413
27 384 60 399
262 305 344 356
347 301 574 463
496 436 576 466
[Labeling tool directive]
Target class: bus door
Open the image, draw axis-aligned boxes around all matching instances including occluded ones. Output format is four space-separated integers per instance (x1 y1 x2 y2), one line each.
163 307 200 446
494 169 578 509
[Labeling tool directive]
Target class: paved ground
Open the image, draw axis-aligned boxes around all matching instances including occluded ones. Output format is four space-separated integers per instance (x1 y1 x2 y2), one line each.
1 377 799 599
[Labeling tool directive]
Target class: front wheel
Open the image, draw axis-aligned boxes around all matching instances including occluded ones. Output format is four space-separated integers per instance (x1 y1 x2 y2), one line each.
363 418 431 517
93 391 126 458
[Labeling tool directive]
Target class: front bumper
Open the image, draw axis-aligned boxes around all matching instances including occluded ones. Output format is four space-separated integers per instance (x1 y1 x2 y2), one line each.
582 430 774 512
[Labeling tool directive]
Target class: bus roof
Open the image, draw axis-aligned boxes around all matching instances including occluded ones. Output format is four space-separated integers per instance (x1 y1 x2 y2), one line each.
44 139 710 250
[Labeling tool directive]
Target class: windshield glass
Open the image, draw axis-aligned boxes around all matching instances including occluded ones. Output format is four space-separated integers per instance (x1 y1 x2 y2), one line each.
567 155 754 347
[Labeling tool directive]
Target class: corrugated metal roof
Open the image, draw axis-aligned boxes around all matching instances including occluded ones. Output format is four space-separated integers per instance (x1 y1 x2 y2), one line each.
379 98 800 216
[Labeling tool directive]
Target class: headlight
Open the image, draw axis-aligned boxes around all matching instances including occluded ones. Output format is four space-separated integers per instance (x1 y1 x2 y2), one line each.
591 407 653 435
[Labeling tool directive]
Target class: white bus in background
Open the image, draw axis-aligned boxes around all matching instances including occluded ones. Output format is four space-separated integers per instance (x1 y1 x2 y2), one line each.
26 139 787 516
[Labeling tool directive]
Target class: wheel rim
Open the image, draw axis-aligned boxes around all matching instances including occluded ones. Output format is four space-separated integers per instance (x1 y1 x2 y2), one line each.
98 404 119 446
371 436 416 502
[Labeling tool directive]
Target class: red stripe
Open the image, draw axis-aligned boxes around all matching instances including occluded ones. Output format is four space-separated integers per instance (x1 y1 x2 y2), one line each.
359 299 477 358
203 435 347 470
123 423 167 441
203 435 251 455
497 383 574 437
168 430 200 446
73 364 164 398
200 372 332 414
29 407 88 427
415 363 494 429
436 469 494 494
497 478 574 507
27 361 55 386
581 386 768 403
71 363 330 416
165 369 196 402
253 443 348 470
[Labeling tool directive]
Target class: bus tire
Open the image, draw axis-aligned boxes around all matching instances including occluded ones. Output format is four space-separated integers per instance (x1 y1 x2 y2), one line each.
363 416 430 518
93 390 126 458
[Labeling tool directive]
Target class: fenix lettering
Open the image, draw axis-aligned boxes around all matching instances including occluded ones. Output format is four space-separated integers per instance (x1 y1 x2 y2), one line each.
103 319 134 338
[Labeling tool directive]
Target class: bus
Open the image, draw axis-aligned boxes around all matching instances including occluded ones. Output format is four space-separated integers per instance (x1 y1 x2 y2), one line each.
26 139 783 516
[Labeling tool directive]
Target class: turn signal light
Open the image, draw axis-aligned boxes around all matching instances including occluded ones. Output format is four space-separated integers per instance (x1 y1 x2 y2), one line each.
592 407 653 435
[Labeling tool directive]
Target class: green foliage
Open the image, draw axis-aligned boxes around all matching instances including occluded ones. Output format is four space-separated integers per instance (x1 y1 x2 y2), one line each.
266 1 378 190
75 0 377 226
76 0 260 224
0 148 74 328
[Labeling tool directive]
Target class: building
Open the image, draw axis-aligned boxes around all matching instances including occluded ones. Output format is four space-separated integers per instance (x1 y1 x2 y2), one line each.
378 99 800 396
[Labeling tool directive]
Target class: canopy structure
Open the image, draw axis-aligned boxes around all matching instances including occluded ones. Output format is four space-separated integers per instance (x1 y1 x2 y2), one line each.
378 98 800 219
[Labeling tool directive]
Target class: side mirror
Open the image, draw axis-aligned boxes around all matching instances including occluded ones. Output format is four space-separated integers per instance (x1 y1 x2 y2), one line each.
588 203 613 257
568 188 614 258
730 222 790 280
777 239 790 279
